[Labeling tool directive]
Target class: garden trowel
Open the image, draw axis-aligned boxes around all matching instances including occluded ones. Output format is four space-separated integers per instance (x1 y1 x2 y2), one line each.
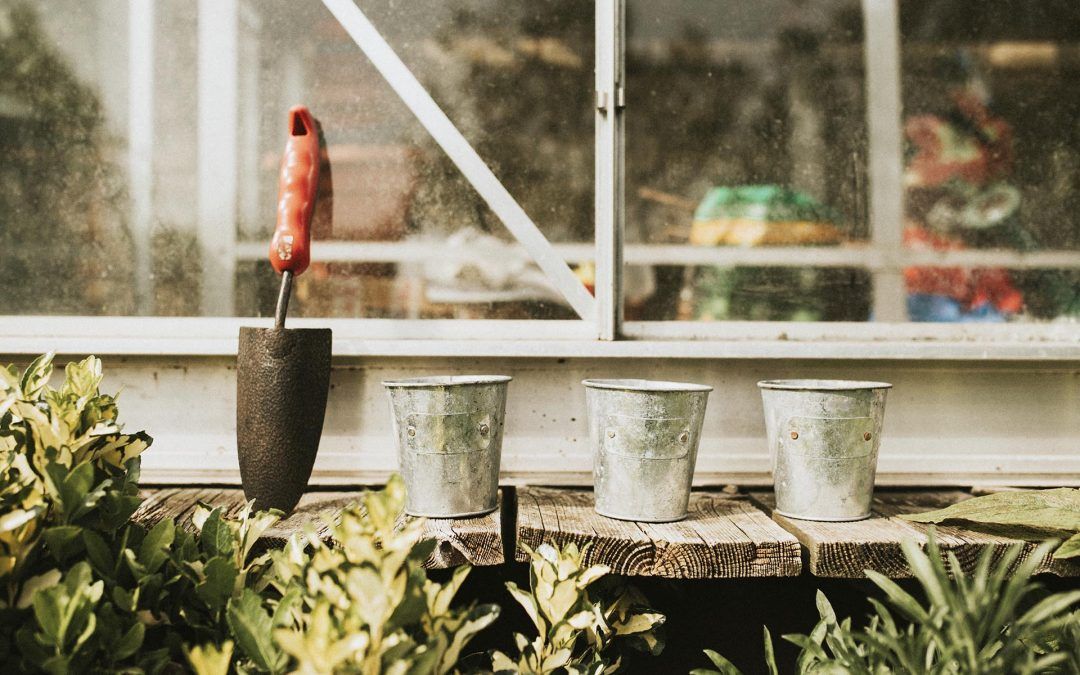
237 105 333 514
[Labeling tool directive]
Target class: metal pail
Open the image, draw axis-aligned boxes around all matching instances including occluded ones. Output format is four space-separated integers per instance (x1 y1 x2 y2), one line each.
584 379 712 522
758 379 891 522
383 375 510 518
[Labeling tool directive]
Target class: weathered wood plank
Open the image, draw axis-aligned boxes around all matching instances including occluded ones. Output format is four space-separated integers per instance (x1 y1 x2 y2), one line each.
132 488 504 568
751 490 1080 579
515 487 801 578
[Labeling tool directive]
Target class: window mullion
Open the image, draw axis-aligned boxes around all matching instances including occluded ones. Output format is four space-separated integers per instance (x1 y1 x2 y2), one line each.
862 0 907 322
594 0 625 340
197 0 239 316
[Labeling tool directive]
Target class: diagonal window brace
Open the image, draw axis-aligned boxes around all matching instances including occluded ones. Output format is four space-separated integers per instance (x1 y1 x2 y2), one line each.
320 0 597 321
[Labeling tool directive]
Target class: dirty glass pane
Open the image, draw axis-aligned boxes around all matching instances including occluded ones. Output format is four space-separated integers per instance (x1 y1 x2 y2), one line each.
898 1 1080 322
0 0 591 319
624 0 871 321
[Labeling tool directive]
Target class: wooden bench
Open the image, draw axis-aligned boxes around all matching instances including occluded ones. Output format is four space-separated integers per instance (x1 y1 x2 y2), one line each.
132 487 1079 579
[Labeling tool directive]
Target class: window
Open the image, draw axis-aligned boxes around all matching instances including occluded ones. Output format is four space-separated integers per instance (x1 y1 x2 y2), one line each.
1 0 1077 340
3 0 594 322
898 0 1080 324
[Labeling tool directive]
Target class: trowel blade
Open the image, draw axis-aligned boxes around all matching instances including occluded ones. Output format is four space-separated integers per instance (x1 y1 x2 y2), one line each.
237 326 332 514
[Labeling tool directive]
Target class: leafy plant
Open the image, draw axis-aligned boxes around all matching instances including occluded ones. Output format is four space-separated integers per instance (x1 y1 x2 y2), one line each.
902 489 1080 560
491 542 665 674
0 353 159 671
1 354 531 674
695 531 1080 675
265 474 499 674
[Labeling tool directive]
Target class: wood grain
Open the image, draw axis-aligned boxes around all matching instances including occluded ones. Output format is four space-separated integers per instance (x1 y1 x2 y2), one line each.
133 488 503 568
751 490 1080 579
515 487 801 578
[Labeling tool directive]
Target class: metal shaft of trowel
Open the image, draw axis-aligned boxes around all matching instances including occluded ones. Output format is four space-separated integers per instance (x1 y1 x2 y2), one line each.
274 270 293 329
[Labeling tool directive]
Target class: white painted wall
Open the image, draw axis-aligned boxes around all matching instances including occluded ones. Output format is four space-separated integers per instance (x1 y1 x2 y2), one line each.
13 353 1073 488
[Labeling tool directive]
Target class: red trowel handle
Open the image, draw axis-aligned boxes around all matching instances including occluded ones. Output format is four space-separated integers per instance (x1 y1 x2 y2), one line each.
269 106 320 276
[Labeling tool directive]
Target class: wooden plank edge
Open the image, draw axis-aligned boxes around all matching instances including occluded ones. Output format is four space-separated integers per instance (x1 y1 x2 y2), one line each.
134 488 504 569
515 487 801 579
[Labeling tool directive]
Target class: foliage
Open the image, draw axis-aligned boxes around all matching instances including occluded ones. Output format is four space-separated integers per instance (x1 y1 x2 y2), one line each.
2 354 499 674
902 489 1080 560
264 474 499 674
0 353 158 671
695 531 1080 675
491 542 665 674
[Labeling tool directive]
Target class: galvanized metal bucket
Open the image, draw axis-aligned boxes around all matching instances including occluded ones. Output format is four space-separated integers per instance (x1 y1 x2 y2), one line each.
383 375 510 518
758 379 892 522
584 379 712 523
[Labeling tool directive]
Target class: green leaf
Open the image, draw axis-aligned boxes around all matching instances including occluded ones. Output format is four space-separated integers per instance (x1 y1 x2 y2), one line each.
17 568 62 609
227 589 280 672
900 489 1080 532
1056 533 1080 559
815 590 837 625
186 641 234 675
864 570 931 626
197 556 239 613
762 626 778 675
43 526 85 564
113 622 145 661
701 648 743 675
271 586 301 628
506 581 546 635
82 530 113 575
63 357 102 399
440 603 501 673
200 509 235 559
138 518 175 573
20 352 55 398
0 363 19 393
55 461 95 521
32 582 66 643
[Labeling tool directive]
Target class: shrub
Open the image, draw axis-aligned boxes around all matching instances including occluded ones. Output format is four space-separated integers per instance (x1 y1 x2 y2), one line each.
0 355 500 674
491 542 665 674
695 532 1080 675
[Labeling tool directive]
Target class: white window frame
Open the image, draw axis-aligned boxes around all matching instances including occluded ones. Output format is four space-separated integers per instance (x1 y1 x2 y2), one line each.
1 0 1079 360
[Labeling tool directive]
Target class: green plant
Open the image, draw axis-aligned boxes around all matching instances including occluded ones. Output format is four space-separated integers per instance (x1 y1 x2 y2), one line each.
0 353 157 671
261 474 499 674
695 532 1080 675
1 354 509 674
902 489 1080 560
491 542 665 674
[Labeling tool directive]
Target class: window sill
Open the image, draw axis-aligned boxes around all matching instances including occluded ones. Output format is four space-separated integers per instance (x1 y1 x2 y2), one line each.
1 317 1078 360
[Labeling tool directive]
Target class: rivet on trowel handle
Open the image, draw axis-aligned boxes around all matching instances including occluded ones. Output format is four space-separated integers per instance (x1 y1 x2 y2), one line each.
790 431 799 440
864 431 872 441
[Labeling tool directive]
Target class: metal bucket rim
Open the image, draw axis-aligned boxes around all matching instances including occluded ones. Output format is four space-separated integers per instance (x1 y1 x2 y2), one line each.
382 375 512 388
757 379 892 391
582 378 713 393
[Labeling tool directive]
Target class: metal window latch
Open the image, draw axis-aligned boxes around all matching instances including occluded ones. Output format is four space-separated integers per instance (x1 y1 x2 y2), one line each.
596 86 625 112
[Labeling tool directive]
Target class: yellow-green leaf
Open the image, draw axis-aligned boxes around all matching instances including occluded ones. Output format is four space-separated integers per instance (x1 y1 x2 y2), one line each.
900 489 1080 532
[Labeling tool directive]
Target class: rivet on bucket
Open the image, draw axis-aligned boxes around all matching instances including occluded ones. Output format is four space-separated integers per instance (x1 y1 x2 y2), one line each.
384 376 510 518
584 379 712 523
759 379 891 522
